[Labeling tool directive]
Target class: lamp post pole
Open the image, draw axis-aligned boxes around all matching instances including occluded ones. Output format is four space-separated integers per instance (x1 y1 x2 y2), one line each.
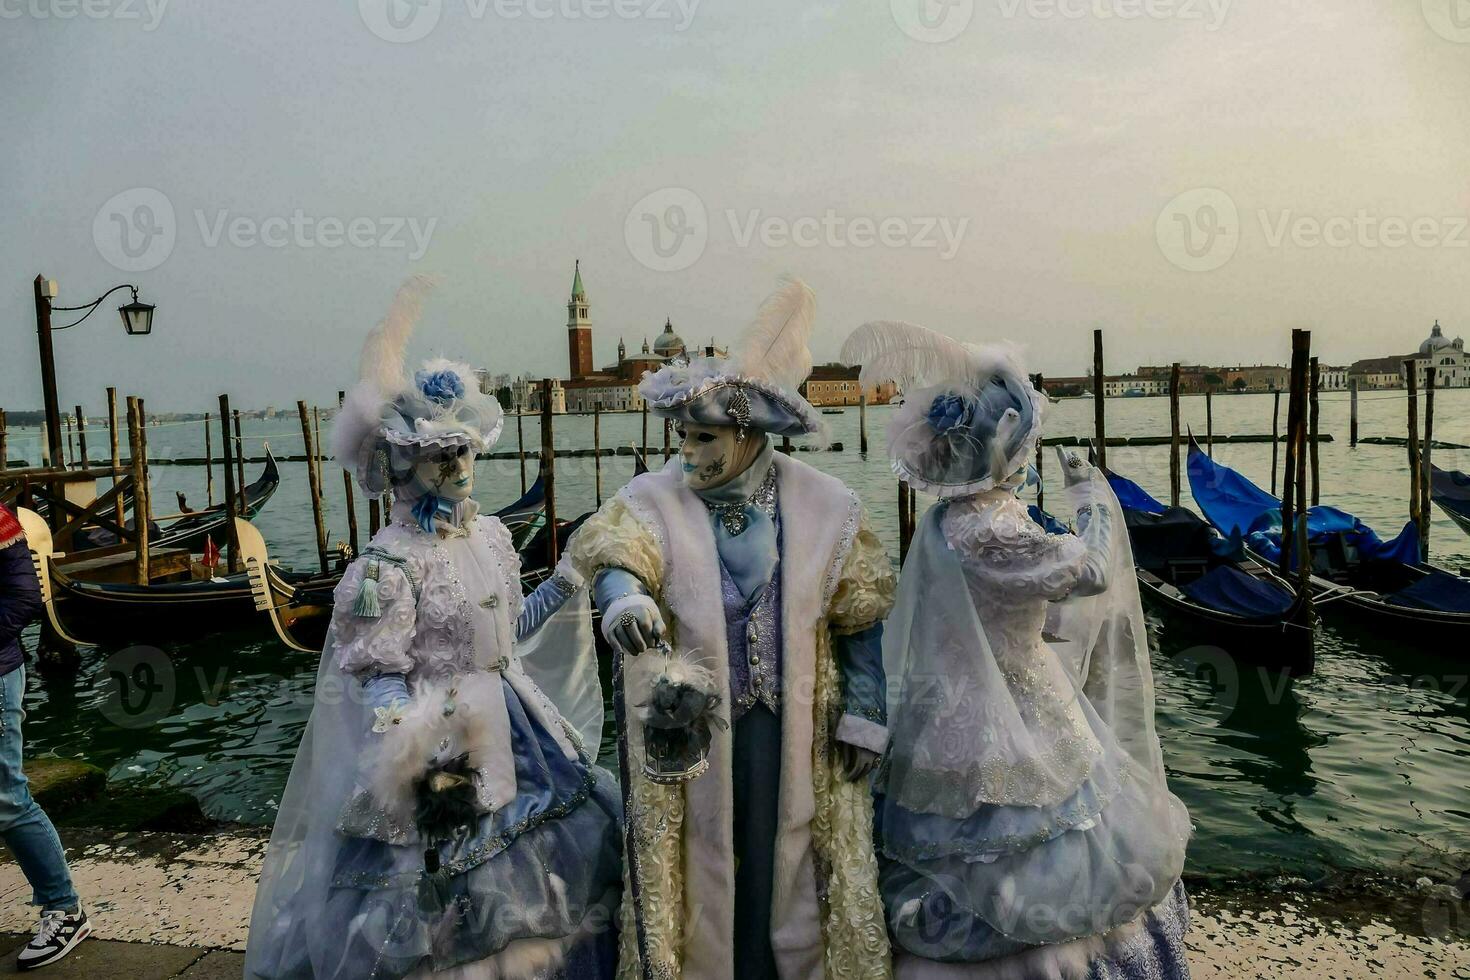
34 274 65 471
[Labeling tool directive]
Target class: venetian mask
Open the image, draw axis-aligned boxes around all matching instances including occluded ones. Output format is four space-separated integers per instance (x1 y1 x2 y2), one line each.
412 444 475 501
676 422 763 491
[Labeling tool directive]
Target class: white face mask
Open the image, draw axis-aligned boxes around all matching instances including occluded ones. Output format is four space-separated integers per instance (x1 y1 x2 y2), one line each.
412 445 476 501
676 422 746 491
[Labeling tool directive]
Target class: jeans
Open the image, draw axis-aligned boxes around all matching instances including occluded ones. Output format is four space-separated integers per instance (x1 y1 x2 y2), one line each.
0 666 78 912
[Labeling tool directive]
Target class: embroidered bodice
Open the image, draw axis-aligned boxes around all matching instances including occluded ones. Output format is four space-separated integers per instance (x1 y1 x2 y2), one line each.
331 503 522 684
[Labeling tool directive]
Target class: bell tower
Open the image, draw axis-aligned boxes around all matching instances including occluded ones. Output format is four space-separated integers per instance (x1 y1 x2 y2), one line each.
567 260 593 379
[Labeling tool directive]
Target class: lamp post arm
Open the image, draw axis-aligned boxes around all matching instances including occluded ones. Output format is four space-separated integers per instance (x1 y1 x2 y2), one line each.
52 284 141 330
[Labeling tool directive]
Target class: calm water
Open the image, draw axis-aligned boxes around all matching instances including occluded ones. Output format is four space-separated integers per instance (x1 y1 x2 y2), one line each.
12 389 1470 887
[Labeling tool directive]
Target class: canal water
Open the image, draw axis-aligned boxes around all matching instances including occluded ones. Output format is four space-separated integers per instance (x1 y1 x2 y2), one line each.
11 388 1470 889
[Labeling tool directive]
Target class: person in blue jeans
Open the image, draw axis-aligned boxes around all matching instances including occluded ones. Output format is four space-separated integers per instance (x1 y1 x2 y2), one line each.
0 504 89 970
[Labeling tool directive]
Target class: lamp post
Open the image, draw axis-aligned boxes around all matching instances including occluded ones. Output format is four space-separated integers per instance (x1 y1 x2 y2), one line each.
33 273 155 469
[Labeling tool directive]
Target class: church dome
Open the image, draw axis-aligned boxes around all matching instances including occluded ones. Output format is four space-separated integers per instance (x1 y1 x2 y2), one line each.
653 318 686 357
1420 321 1453 355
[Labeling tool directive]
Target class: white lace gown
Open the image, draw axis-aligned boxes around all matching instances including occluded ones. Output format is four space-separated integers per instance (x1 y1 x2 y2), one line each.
877 486 1194 979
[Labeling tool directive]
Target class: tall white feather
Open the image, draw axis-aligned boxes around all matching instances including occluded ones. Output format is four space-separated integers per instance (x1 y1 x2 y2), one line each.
359 274 437 392
732 277 816 394
840 320 980 390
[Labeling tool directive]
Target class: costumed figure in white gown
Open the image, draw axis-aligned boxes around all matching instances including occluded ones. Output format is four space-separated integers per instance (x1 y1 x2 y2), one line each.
246 277 622 980
840 322 1193 980
563 279 897 980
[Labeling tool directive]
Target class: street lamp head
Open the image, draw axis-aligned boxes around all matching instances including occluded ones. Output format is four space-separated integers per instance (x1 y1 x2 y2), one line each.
118 287 155 336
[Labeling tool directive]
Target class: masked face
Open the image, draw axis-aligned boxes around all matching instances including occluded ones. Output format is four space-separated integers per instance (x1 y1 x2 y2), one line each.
412 444 475 501
676 422 744 490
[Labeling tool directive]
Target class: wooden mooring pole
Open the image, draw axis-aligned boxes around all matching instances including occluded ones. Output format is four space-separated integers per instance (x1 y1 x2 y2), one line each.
127 397 150 585
1270 389 1282 496
540 379 559 567
64 416 74 469
1279 331 1311 580
1033 374 1046 513
219 395 240 574
593 400 603 508
107 388 122 529
859 394 869 455
74 406 88 468
1308 357 1320 506
204 411 215 506
516 407 527 496
641 402 650 462
233 410 246 513
1169 363 1182 507
1092 329 1106 471
663 418 672 461
1421 367 1435 561
298 401 330 575
339 391 359 558
1348 378 1359 449
898 480 912 565
1405 361 1423 551
1205 390 1214 458
0 410 7 473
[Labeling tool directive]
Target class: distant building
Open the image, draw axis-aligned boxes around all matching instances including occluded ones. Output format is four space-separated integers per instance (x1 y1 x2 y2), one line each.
1222 365 1289 393
799 364 898 406
1406 320 1468 389
1348 356 1404 390
1102 374 1169 397
1318 365 1349 390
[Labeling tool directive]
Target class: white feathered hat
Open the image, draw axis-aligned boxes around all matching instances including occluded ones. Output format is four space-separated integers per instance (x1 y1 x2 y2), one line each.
840 321 1045 497
638 277 824 438
332 276 505 494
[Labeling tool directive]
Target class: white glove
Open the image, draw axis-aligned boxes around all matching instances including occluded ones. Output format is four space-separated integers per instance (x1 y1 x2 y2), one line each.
1056 446 1094 488
601 594 668 656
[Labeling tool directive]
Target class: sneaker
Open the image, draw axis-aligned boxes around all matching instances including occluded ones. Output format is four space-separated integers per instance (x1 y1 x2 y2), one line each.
16 906 91 971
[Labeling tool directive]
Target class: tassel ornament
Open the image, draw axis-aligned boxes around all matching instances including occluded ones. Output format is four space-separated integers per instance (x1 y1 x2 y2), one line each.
354 560 383 618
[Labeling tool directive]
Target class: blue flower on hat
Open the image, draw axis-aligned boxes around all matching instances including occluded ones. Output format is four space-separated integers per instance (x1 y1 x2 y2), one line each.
927 392 976 435
415 369 465 406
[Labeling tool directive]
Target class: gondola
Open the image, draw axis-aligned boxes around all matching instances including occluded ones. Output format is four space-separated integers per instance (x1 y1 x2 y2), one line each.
1431 465 1470 540
67 448 281 554
1187 437 1470 643
18 469 554 651
1105 468 1315 676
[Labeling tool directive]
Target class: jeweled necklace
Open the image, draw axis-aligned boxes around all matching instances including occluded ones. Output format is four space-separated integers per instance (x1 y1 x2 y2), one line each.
704 464 777 536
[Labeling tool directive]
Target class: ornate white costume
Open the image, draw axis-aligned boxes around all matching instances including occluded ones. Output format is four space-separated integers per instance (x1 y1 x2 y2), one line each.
841 323 1193 980
566 280 896 980
245 278 621 980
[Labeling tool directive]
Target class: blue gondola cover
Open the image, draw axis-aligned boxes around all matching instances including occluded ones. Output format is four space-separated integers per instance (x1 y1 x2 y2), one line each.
1384 570 1470 613
1179 564 1294 619
1106 472 1168 516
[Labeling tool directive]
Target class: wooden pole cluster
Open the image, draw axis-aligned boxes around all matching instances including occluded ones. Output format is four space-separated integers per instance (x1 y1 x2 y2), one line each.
218 395 241 574
1169 363 1182 507
126 396 151 585
1405 360 1423 556
1278 331 1311 587
540 379 559 566
339 391 360 557
1348 378 1359 449
1308 357 1321 506
859 393 869 455
1092 329 1107 471
298 401 330 575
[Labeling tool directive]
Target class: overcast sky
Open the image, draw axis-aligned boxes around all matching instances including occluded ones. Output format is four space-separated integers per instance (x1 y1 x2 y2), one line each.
3 0 1467 411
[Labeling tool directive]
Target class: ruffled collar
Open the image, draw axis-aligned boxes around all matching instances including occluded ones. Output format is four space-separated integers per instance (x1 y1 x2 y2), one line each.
391 494 480 536
941 489 1043 552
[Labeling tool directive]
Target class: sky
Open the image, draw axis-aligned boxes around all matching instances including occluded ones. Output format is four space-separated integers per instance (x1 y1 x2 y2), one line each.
2 0 1468 411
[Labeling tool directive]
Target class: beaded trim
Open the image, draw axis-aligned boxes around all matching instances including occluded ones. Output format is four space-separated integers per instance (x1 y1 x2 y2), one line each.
702 463 777 536
820 489 863 615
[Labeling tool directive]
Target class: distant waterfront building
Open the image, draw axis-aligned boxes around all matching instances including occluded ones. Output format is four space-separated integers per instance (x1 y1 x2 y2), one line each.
799 364 898 406
1406 320 1468 389
1348 356 1404 390
1222 365 1289 393
1318 366 1349 391
1101 374 1169 397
